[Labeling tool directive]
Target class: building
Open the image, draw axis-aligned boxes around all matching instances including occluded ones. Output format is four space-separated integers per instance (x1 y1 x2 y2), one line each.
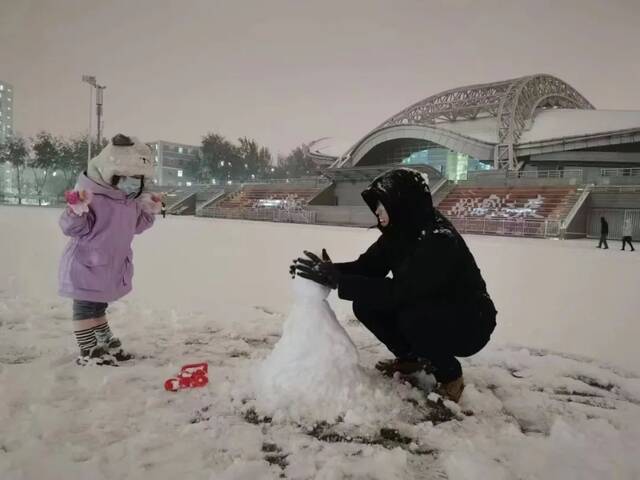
304 74 640 238
146 140 201 186
0 81 14 145
312 74 640 181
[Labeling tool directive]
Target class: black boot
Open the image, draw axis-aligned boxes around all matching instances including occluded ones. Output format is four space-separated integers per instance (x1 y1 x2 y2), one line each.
76 345 117 366
104 337 134 361
376 357 434 376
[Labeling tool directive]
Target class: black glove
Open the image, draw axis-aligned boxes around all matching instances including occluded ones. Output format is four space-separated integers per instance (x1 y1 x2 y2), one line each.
292 249 340 289
289 249 322 278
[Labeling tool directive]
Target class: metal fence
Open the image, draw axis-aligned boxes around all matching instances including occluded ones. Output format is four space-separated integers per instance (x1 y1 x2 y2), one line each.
0 194 64 207
600 168 640 178
590 184 640 193
588 208 640 240
202 207 317 224
467 169 583 180
450 217 562 238
510 169 583 179
241 177 331 187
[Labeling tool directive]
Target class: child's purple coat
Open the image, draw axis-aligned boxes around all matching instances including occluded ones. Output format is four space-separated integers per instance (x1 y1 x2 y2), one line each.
58 173 155 302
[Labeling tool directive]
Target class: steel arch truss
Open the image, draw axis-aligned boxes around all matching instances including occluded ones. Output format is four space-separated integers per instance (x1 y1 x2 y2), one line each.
376 74 594 170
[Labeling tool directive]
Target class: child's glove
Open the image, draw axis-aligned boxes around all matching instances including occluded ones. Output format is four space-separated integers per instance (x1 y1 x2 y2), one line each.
64 190 93 216
138 192 163 214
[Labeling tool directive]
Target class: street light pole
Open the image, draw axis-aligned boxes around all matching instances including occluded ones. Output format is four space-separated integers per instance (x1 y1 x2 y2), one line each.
88 85 92 163
96 84 105 148
81 75 97 165
82 75 106 165
82 75 96 166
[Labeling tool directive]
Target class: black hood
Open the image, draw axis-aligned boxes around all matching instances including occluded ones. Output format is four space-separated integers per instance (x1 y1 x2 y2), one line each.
361 168 435 239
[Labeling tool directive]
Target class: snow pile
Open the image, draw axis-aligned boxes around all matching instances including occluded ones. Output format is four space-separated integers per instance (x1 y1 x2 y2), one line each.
254 276 368 421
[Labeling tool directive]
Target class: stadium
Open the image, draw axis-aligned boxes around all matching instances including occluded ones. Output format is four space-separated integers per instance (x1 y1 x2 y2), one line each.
160 73 640 241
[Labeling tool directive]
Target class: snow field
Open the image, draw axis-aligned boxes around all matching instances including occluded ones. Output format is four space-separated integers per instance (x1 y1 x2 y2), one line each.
1 206 639 479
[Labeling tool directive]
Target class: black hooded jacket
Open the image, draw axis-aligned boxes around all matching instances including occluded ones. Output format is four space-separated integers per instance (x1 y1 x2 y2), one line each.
335 169 496 330
600 218 609 235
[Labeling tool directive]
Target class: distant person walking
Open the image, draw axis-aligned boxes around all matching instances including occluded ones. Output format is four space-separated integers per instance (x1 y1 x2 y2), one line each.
161 202 167 219
597 217 609 249
621 218 635 251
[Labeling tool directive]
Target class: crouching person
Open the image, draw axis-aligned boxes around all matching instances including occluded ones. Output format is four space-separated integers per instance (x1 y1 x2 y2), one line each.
292 168 496 402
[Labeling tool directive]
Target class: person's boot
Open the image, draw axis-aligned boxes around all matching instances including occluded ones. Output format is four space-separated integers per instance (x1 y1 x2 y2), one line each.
376 357 433 376
95 324 134 362
76 345 117 366
104 337 135 362
435 376 465 403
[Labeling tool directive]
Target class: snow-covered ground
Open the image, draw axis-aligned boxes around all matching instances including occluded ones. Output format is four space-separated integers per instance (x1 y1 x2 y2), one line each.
1 206 639 479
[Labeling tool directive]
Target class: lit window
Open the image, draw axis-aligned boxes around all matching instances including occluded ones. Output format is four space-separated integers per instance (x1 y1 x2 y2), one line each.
0 85 3 91
177 170 183 177
227 180 232 185
186 181 192 186
52 171 57 177
178 147 183 154
220 161 225 167
211 179 217 185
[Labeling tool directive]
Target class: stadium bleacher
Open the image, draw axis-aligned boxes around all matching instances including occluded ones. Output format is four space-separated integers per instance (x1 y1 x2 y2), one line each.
438 186 579 221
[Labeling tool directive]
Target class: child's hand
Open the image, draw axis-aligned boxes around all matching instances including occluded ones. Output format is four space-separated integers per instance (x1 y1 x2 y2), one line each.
138 192 163 214
65 189 92 215
150 193 165 203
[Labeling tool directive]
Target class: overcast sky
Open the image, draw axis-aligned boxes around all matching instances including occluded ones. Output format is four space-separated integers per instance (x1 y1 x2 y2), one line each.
1 0 639 155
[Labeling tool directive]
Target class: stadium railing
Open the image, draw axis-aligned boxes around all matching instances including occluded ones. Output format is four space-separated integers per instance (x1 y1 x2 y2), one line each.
204 206 317 224
240 177 331 187
600 168 640 178
450 217 561 238
467 169 583 180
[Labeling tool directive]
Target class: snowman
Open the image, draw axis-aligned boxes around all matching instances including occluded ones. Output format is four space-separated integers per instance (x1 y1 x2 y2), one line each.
255 271 366 420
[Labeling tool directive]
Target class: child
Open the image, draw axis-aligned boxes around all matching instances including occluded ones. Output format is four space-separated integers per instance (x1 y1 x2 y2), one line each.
58 134 162 365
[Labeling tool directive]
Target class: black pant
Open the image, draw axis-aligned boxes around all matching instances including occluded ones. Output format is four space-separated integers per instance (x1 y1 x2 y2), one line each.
598 234 609 249
353 299 494 383
622 236 635 251
73 300 108 320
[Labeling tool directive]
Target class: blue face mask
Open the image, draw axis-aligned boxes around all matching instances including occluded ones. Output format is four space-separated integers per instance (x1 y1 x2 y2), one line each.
116 176 144 198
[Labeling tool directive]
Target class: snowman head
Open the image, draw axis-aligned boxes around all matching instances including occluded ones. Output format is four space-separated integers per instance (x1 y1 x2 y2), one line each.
292 275 330 301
